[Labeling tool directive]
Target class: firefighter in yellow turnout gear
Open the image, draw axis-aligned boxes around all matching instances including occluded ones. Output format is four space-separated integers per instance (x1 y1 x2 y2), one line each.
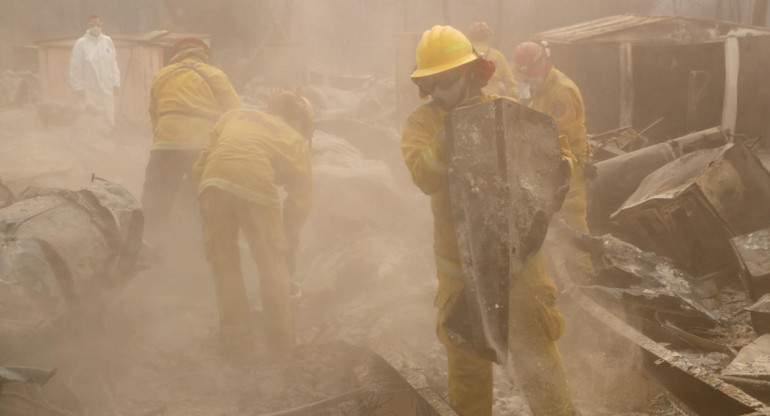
142 37 241 248
193 91 313 357
514 41 594 281
467 22 519 100
402 25 576 416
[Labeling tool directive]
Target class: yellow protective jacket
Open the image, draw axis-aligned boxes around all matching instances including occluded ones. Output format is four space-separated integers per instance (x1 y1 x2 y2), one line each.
149 54 241 151
401 94 573 278
193 109 312 250
473 42 519 100
530 68 588 165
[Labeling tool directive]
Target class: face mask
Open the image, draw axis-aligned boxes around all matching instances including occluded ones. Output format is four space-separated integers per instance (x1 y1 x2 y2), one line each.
432 76 467 111
88 26 102 37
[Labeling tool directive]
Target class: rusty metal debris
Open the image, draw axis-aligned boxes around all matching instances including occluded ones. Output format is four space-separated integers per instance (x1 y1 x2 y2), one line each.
444 98 567 363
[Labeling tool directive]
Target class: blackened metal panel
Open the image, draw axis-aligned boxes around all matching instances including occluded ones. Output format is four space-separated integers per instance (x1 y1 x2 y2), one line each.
444 98 565 363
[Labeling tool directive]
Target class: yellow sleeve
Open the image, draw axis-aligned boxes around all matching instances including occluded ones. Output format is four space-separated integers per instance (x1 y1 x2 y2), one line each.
193 111 230 180
549 90 588 164
209 69 242 113
400 107 447 195
282 142 313 252
559 134 577 178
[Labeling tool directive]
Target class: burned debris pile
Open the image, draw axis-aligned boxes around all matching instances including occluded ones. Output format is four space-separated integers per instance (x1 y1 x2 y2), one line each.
0 181 143 351
555 122 770 413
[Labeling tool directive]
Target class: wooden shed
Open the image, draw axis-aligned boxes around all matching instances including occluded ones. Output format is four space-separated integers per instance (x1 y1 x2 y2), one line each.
531 15 770 142
35 31 211 124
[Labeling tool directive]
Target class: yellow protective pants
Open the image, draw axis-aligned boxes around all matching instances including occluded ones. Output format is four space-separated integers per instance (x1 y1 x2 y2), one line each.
436 251 575 416
555 164 595 282
200 187 295 357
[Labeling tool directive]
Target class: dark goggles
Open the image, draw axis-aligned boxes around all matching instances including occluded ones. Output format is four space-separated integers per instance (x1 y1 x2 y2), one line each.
413 65 467 94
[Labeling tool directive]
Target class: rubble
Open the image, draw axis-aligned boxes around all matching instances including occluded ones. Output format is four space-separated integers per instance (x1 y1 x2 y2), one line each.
549 243 770 416
732 227 770 302
588 127 727 230
555 226 719 325
0 181 143 352
611 142 770 275
588 125 649 162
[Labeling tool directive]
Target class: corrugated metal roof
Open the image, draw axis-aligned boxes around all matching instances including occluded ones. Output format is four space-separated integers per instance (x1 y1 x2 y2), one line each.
532 14 770 44
534 15 673 43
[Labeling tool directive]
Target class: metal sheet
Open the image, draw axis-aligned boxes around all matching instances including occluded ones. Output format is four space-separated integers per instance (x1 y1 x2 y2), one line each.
532 14 770 45
444 98 566 363
723 334 770 381
732 227 770 301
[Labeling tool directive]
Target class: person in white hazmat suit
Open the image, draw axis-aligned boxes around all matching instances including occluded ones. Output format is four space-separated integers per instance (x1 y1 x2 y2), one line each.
69 14 120 126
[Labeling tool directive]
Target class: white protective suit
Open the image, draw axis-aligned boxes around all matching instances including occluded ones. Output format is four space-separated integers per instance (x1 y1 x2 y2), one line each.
69 31 120 126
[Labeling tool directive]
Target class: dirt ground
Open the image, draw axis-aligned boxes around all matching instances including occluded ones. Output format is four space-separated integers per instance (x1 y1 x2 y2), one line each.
0 88 691 416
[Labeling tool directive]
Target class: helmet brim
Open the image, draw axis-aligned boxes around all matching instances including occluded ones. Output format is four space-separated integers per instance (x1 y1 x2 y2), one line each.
411 54 479 79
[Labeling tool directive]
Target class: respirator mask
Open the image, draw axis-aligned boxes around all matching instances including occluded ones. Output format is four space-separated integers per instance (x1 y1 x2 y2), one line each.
431 75 468 111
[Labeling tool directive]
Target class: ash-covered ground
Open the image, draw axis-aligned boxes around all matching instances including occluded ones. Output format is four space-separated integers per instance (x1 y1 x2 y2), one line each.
0 80 689 416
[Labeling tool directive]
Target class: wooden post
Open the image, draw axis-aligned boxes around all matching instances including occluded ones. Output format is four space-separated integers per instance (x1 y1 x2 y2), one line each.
619 43 634 128
722 38 739 133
